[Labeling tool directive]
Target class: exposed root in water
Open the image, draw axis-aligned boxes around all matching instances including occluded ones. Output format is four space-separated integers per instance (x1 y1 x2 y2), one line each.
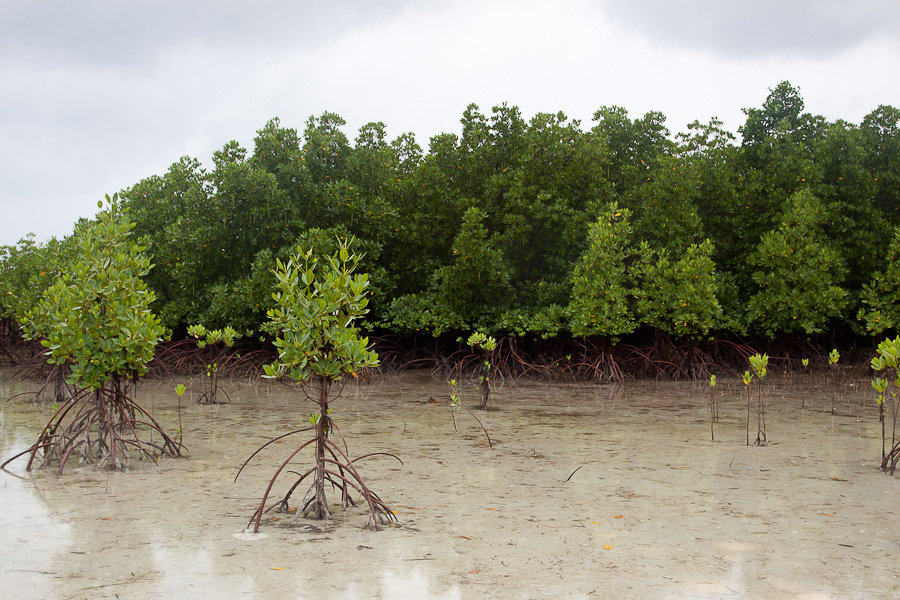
1 379 184 474
238 427 401 532
236 378 400 533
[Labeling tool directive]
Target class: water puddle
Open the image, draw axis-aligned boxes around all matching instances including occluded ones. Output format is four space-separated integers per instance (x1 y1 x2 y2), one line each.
1 371 898 598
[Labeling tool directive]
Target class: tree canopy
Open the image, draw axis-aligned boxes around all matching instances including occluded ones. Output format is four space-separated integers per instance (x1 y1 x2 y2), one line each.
4 82 900 352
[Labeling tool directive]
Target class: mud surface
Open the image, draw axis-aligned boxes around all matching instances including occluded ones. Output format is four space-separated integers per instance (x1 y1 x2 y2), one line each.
1 371 898 599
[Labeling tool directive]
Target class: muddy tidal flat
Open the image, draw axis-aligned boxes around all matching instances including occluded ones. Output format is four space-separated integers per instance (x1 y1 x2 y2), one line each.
1 371 898 599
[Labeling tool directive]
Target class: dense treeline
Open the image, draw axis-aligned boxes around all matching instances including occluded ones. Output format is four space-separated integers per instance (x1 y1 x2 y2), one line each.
3 82 900 369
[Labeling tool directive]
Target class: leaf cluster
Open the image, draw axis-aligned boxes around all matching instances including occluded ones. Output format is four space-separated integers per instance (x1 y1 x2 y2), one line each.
263 238 379 382
20 195 164 389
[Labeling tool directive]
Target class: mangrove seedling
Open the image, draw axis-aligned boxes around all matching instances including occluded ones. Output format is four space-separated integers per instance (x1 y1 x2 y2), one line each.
801 358 810 408
175 383 186 446
467 331 497 410
447 378 493 448
188 324 240 404
236 238 398 532
2 194 182 474
709 374 718 441
828 348 840 415
749 353 769 445
870 336 900 473
743 370 753 446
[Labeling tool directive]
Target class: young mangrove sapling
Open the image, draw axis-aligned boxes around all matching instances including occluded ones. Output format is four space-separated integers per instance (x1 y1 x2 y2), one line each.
2 194 181 473
236 237 398 531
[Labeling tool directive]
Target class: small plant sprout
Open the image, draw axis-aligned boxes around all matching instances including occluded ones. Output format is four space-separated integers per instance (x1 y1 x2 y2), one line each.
743 369 753 446
174 383 186 445
828 348 841 415
749 353 768 445
467 332 497 409
800 358 810 408
871 337 900 473
871 376 889 466
448 379 461 431
708 374 718 441
188 324 240 404
446 377 492 448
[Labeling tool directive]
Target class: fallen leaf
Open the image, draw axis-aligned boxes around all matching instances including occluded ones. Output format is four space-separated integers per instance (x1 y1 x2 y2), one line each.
458 535 473 540
589 521 601 525
823 513 835 517
602 545 612 550
270 567 283 571
614 515 624 519
468 569 481 574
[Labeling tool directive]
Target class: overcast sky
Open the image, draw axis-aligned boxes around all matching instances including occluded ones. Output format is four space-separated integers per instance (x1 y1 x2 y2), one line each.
2 0 899 246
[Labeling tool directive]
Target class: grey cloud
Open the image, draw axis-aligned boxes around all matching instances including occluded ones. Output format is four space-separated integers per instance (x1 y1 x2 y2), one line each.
603 0 900 59
0 0 413 69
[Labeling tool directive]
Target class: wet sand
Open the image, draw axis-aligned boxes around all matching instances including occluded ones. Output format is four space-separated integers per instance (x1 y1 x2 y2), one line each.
1 371 898 599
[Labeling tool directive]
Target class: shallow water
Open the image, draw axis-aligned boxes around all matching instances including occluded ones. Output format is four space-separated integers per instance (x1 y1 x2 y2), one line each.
1 371 898 599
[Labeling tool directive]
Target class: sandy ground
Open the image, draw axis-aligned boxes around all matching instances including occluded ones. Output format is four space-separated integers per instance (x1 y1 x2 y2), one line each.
1 370 898 599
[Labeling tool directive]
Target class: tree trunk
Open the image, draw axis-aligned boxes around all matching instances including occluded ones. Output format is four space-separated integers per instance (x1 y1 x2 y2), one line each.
307 376 332 520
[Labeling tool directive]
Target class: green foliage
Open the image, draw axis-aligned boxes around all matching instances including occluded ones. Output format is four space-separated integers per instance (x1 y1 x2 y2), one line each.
386 206 513 336
188 324 239 349
467 331 497 352
433 207 513 324
870 336 900 472
0 235 75 322
20 194 164 390
633 239 723 338
748 353 769 445
747 189 848 337
859 226 900 334
567 203 637 340
263 237 379 382
496 304 566 340
749 353 769 379
6 86 890 352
